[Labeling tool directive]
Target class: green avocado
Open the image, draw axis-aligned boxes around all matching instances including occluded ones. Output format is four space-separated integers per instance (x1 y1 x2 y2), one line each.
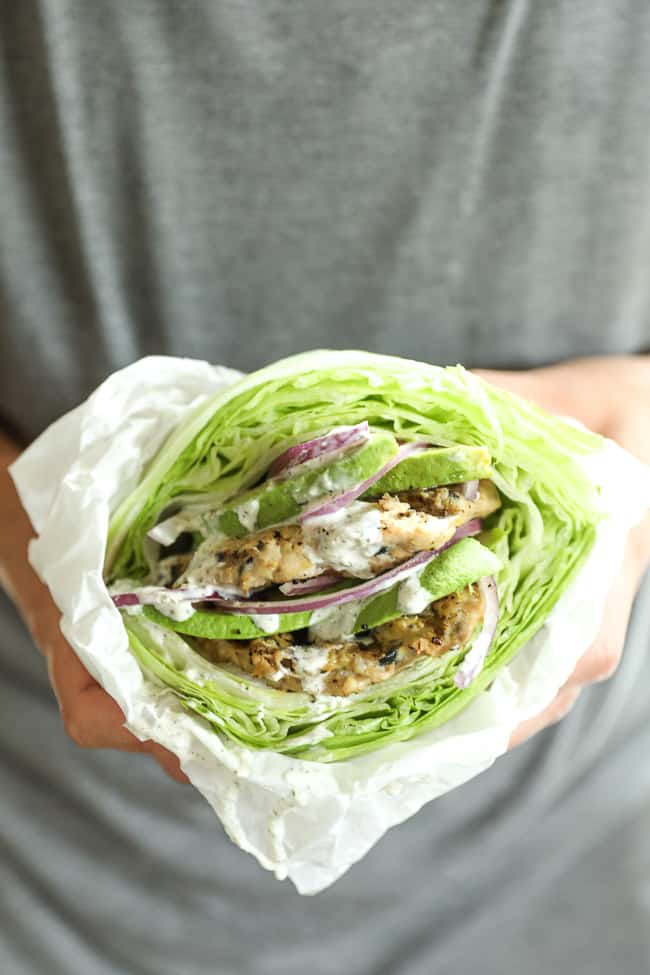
205 430 399 538
353 537 501 632
140 537 501 640
141 605 313 639
361 445 493 497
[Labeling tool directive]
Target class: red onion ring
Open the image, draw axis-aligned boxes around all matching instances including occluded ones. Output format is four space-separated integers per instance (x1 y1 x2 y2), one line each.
112 585 219 609
268 423 370 478
279 573 343 596
299 441 428 521
439 517 482 550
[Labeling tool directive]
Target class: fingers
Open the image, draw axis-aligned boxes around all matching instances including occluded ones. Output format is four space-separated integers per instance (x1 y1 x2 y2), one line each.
569 540 639 686
509 685 582 749
569 637 624 687
44 621 189 782
509 536 642 748
143 742 191 784
473 368 546 400
46 629 141 750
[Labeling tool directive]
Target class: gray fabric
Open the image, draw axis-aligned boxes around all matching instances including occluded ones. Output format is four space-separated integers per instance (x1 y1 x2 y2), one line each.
1 1 649 972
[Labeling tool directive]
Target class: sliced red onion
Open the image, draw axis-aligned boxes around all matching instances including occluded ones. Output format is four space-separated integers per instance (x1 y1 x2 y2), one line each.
279 573 343 596
112 519 483 614
268 423 370 478
439 518 482 550
299 441 428 521
460 480 479 501
111 584 221 609
193 549 441 614
453 576 499 688
113 593 142 608
112 548 436 614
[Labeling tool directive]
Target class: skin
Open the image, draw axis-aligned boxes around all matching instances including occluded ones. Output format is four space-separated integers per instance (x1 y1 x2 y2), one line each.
1 355 648 779
475 356 650 746
0 431 189 783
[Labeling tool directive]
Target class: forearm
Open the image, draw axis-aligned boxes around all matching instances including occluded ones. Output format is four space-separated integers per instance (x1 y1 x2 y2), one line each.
482 355 649 447
479 354 650 574
0 432 189 780
0 430 52 645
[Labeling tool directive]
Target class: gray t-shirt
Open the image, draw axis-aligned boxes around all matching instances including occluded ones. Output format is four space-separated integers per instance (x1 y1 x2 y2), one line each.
1 3 649 973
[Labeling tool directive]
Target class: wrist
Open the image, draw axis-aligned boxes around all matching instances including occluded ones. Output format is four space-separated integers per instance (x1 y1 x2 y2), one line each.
0 433 57 648
532 355 650 453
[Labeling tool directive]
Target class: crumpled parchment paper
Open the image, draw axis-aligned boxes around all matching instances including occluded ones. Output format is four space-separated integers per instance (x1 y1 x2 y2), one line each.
10 355 650 894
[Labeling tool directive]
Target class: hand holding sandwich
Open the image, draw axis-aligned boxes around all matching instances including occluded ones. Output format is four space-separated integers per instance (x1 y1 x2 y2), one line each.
2 355 648 773
477 356 650 746
0 431 188 782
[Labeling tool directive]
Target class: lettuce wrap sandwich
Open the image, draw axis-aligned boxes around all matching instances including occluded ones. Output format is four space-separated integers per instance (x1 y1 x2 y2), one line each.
104 350 601 763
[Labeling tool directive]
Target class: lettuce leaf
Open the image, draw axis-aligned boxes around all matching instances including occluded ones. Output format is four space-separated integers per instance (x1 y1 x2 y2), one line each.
107 350 603 762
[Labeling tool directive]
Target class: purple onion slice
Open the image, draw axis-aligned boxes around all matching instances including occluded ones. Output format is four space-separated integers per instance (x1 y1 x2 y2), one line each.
299 440 428 521
439 518 482 550
268 423 370 478
279 573 343 596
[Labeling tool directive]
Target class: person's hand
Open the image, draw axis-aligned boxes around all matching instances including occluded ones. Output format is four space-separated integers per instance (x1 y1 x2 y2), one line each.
0 433 189 783
35 589 189 782
475 356 650 748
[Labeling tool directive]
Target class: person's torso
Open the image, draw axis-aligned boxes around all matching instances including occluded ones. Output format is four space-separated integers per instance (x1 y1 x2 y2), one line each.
1 4 649 974
2 0 650 438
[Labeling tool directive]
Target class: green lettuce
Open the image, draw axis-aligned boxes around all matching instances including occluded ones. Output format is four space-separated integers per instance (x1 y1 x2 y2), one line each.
107 350 603 762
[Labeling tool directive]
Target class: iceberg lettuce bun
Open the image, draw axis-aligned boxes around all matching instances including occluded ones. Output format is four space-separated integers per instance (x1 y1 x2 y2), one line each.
105 351 602 762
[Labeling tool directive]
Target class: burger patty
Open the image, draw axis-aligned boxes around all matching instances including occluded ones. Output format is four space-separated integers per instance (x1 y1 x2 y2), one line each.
176 481 500 595
193 583 484 697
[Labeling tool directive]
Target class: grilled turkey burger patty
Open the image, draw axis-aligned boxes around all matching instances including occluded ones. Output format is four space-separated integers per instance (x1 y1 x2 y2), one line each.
174 481 500 595
193 584 484 697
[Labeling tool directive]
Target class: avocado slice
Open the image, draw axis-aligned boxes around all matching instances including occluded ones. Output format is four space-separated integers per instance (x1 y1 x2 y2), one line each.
140 537 501 640
205 430 399 538
353 537 501 632
361 445 492 498
141 605 312 639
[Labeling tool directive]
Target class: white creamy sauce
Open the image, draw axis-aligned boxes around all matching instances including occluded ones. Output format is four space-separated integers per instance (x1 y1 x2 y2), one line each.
147 511 198 546
150 590 198 621
285 463 334 497
182 536 244 593
299 672 328 696
397 570 433 615
249 613 280 634
288 645 331 696
291 644 331 674
303 502 383 576
300 467 343 501
110 581 217 622
308 601 361 642
268 665 290 683
234 497 259 532
307 692 354 714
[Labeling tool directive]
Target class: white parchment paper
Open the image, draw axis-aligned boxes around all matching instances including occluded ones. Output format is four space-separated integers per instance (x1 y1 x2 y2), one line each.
11 356 650 894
